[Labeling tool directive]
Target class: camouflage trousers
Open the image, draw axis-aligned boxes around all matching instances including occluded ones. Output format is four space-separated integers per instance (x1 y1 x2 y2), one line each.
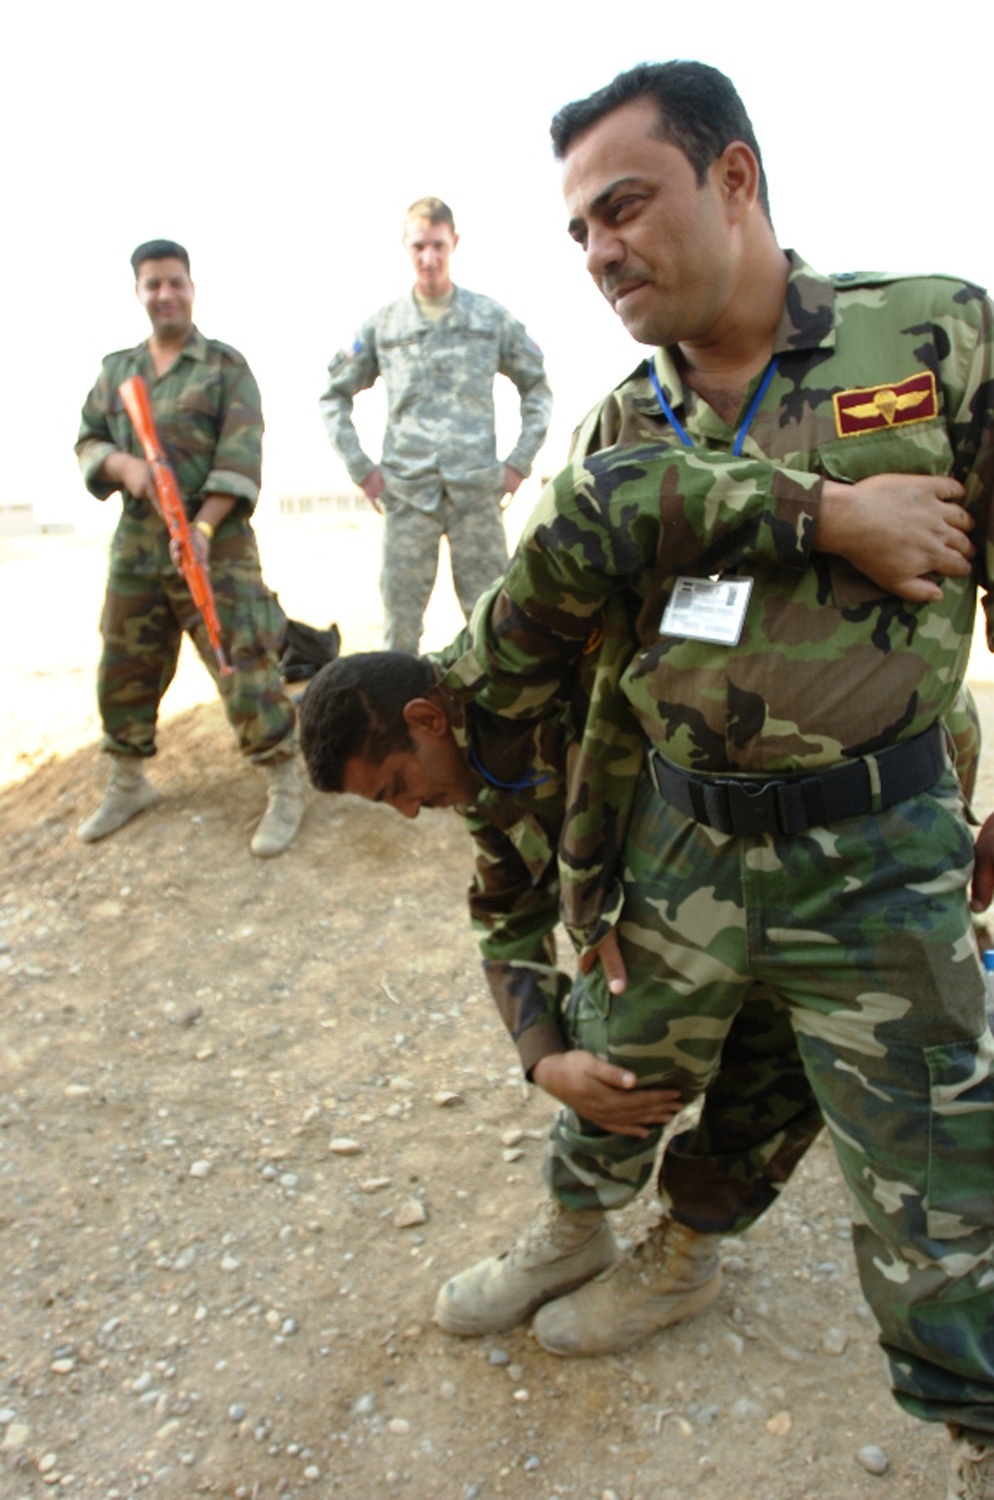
381 492 507 654
548 691 983 1237
948 680 982 809
549 766 994 1438
97 515 296 763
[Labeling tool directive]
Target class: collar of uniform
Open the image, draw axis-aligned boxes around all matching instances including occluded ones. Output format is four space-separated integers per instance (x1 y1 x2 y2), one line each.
137 325 207 373
435 673 469 752
647 345 684 416
771 251 836 357
430 673 488 806
436 663 558 814
641 249 836 423
181 326 209 362
410 285 460 320
435 630 495 739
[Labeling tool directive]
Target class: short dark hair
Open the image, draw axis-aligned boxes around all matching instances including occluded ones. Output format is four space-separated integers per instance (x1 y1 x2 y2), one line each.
550 61 770 219
130 239 191 276
299 652 436 793
404 197 456 233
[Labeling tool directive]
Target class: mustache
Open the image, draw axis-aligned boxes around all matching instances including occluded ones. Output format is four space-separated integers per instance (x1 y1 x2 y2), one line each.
601 271 650 301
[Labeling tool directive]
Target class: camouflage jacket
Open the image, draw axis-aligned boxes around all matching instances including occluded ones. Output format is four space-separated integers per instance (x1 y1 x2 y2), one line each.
76 328 263 525
430 621 575 1074
462 255 994 948
319 287 552 512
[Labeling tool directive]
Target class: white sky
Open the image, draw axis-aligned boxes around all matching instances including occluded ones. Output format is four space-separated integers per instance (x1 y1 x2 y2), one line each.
4 0 992 523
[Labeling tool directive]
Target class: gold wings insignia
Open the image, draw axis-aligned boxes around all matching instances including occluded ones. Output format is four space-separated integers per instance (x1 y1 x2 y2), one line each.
845 387 930 423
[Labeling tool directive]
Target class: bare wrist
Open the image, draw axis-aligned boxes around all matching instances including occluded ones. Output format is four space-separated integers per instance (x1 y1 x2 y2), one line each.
814 480 854 556
531 1052 564 1088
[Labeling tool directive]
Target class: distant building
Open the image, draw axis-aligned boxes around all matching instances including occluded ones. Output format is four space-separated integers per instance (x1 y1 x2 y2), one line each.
277 490 368 518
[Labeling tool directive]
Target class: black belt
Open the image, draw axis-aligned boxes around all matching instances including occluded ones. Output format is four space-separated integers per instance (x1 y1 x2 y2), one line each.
647 725 947 837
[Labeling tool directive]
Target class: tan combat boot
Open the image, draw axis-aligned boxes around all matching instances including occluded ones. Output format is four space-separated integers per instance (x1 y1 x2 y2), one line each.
433 1200 618 1337
250 756 305 857
532 1215 722 1356
949 1428 994 1499
77 754 161 843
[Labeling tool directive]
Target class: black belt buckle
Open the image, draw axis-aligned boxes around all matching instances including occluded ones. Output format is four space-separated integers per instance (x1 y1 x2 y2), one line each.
723 779 785 836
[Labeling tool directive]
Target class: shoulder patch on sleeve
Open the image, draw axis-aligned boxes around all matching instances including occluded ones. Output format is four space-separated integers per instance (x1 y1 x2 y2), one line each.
329 334 364 367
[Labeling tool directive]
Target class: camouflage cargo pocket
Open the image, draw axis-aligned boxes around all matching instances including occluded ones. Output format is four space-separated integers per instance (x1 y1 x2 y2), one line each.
925 1032 994 1242
212 569 287 664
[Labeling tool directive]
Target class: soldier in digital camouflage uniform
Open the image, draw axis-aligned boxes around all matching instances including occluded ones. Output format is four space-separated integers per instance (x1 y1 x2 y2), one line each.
75 239 304 857
319 197 552 654
433 63 994 1496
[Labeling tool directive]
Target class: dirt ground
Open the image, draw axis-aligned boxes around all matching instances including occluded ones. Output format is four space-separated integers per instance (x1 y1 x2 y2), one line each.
3 513 994 1500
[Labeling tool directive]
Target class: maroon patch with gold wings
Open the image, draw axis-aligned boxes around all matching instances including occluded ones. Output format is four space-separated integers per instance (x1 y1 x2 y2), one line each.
833 371 938 438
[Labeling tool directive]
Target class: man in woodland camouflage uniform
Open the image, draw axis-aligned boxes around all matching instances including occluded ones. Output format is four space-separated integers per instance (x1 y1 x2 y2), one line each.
319 197 552 653
431 64 994 1496
75 239 304 857
298 630 818 1290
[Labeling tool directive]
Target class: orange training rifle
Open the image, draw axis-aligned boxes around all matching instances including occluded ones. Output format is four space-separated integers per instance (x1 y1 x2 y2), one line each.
118 374 232 676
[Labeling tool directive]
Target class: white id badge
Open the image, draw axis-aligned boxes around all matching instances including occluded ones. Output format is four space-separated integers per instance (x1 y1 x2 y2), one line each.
659 576 753 645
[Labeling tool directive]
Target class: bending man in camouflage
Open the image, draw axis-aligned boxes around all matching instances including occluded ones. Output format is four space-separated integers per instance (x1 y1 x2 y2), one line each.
75 239 304 857
319 197 552 654
297 636 817 1322
440 62 994 1497
298 432 975 1340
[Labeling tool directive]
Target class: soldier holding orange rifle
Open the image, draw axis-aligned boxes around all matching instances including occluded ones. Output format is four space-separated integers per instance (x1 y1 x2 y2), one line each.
75 238 304 856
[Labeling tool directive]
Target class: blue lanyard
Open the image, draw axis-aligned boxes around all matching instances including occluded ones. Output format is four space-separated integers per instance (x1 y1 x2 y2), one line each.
647 364 692 447
468 741 549 792
648 356 780 456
